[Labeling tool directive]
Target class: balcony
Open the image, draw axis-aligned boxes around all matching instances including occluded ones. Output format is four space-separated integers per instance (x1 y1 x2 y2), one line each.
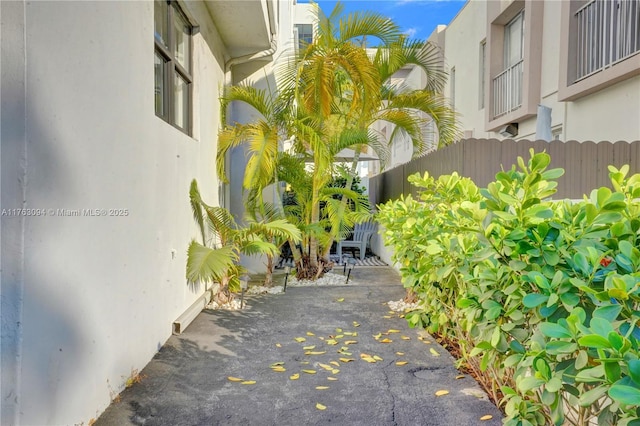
575 0 640 82
492 59 523 119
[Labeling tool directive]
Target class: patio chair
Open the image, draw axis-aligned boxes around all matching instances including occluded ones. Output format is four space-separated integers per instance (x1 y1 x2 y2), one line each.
336 221 377 260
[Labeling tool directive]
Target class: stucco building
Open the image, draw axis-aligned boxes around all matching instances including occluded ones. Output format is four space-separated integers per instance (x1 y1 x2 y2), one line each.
1 1 297 424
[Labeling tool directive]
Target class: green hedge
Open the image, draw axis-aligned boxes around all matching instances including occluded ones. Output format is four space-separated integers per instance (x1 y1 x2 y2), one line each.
378 150 640 426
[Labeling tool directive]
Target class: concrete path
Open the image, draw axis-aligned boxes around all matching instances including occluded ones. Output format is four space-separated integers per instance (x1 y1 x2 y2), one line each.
96 267 503 426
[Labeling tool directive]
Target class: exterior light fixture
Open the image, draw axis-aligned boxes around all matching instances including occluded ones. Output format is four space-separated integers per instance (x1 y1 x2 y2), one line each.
283 266 291 292
499 123 519 138
240 275 249 309
345 259 356 284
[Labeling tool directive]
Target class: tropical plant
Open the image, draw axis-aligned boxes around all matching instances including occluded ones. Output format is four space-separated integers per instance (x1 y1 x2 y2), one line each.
378 151 640 425
186 179 300 303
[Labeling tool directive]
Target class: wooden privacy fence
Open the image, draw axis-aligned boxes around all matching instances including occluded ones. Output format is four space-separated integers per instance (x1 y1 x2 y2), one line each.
369 139 640 207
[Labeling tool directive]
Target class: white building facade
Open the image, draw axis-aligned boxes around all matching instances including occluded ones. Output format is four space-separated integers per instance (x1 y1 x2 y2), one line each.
1 1 293 424
380 0 640 171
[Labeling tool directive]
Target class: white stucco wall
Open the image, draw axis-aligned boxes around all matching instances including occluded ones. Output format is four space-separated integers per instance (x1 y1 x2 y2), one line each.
1 1 227 424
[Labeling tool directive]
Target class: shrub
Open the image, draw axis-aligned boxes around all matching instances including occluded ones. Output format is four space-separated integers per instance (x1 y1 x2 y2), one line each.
378 150 640 426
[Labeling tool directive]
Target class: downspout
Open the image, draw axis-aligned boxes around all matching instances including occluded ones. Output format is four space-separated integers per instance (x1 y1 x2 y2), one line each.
219 0 278 210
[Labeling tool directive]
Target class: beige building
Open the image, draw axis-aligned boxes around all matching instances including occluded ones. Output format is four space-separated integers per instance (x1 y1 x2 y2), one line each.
436 0 640 142
1 1 295 424
376 0 639 173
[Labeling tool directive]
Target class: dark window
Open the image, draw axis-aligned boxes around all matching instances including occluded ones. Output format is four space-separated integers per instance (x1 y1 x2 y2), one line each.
154 0 192 134
295 24 313 49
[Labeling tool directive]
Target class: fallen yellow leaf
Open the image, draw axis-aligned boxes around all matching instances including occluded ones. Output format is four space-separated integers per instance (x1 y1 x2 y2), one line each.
227 377 243 382
396 352 405 356
336 298 344 302
435 390 449 396
480 415 493 421
373 333 382 340
294 337 306 343
339 358 355 363
326 339 338 346
401 336 411 340
241 381 257 385
336 328 343 333
270 362 285 367
305 351 327 355
316 403 327 410
388 329 400 333
290 373 299 380
275 343 282 347
318 363 333 371
315 386 329 390
352 321 360 327
271 366 286 372
335 334 344 339
344 331 354 336
302 369 316 374
331 369 340 374
373 355 383 361
430 348 440 357
327 377 338 381
300 361 310 365
380 338 393 343
329 361 340 367
303 345 316 350
344 340 357 345
455 375 465 380
395 361 408 366
306 331 315 336
383 315 392 319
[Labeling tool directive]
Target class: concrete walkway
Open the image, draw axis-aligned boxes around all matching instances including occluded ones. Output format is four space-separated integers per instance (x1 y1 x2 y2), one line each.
96 267 503 426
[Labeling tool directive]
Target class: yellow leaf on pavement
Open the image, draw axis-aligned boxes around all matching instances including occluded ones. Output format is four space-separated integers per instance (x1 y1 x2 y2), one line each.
315 386 329 390
318 363 333 371
270 362 285 367
388 329 400 333
401 336 411 340
316 403 327 410
303 345 316 350
294 337 306 343
480 415 493 421
306 331 315 336
339 358 355 363
344 340 357 345
241 381 257 385
396 352 405 356
373 355 383 361
305 351 326 355
435 390 449 396
329 361 340 367
352 321 360 327
289 373 299 380
271 366 286 372
380 338 393 343
327 377 338 381
275 343 282 347
326 339 338 346
227 377 243 382
331 369 340 374
395 361 408 366
383 315 392 319
455 375 465 380
302 369 316 374
430 348 440 357
336 328 343 333
336 298 344 302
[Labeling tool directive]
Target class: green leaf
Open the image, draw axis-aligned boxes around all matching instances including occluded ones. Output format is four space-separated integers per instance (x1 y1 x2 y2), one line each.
608 384 640 406
578 385 608 407
523 293 549 308
628 360 640 385
539 322 572 339
578 334 612 349
519 376 545 392
186 242 236 284
604 361 621 383
593 305 622 322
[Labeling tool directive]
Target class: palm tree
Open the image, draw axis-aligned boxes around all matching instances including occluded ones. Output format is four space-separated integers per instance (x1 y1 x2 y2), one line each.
186 180 300 303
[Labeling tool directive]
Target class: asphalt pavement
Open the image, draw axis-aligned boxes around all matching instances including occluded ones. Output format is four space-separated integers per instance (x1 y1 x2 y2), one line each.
96 267 503 426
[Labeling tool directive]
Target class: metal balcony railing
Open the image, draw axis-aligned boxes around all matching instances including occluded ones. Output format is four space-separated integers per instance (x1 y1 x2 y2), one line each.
575 0 640 82
492 59 524 119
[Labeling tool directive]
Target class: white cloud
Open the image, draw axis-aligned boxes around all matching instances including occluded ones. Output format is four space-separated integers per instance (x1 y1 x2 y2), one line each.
404 27 419 37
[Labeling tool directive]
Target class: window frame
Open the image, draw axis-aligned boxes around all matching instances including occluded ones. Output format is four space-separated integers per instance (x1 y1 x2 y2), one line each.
154 0 193 135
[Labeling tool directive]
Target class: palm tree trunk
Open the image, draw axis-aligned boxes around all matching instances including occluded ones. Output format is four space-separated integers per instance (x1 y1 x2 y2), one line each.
322 146 362 259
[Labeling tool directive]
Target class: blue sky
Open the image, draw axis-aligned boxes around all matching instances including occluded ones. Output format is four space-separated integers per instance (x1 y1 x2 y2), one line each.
309 0 467 41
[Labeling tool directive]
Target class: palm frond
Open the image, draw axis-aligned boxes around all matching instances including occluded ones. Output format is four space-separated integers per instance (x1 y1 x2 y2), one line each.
186 242 237 284
189 179 207 245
